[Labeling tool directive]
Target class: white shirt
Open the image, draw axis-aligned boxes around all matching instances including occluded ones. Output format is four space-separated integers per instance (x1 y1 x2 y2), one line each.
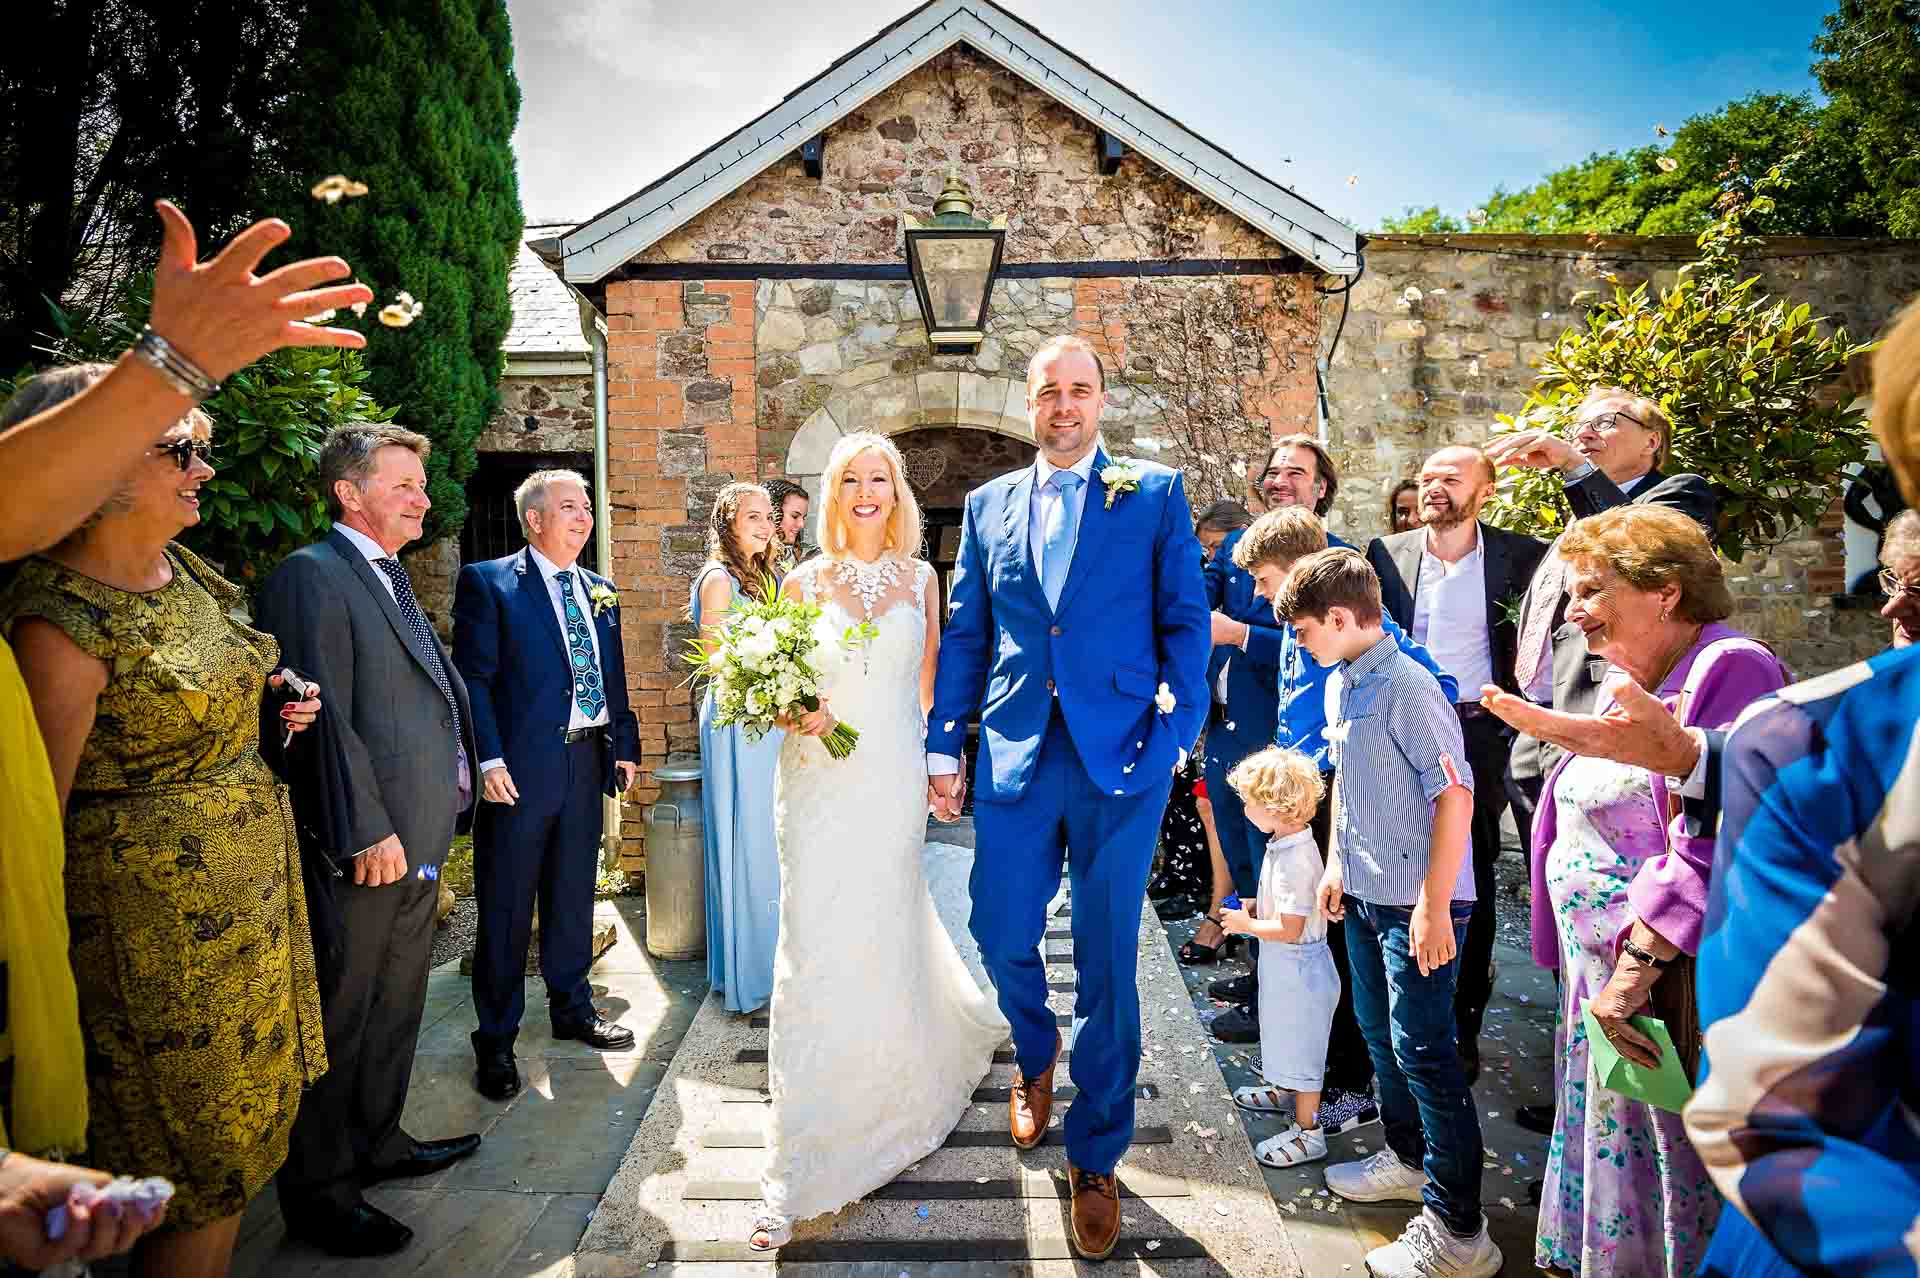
1523 468 1653 703
333 521 398 600
1411 526 1493 704
1028 447 1100 573
480 545 610 774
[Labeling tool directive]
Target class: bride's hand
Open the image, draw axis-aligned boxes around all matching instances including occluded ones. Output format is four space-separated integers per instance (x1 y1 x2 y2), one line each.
796 702 835 738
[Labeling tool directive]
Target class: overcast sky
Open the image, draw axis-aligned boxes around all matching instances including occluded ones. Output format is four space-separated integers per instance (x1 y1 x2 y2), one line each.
505 0 1830 233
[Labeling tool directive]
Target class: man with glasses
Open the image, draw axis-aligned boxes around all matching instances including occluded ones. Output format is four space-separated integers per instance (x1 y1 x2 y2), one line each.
1480 386 1716 1149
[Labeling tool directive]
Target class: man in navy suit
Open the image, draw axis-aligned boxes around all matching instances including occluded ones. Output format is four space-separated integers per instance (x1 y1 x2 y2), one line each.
452 470 641 1100
928 336 1210 1260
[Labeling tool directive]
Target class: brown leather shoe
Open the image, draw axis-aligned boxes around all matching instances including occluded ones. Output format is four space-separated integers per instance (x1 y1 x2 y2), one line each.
1068 1164 1121 1260
1008 1030 1062 1150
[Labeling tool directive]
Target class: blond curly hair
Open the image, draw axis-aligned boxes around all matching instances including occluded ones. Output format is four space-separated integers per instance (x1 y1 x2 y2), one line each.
1226 746 1325 826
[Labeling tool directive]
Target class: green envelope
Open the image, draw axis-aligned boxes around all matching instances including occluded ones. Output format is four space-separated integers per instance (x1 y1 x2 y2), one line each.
1580 1000 1695 1113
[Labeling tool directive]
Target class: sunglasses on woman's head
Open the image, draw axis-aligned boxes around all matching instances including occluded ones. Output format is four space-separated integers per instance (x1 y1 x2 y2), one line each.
155 438 215 470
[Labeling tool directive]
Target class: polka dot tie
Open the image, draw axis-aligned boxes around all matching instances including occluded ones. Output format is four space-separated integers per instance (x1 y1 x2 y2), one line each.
557 571 606 721
374 557 464 746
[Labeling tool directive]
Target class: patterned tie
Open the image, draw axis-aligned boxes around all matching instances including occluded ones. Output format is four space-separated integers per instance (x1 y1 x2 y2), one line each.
1040 470 1083 610
1512 535 1569 694
557 570 606 720
374 557 464 745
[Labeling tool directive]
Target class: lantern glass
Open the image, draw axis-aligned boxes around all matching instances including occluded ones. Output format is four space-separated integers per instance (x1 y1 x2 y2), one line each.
917 234 997 330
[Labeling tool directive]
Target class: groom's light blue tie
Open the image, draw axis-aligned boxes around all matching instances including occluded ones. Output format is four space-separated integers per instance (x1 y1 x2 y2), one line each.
1040 470 1083 610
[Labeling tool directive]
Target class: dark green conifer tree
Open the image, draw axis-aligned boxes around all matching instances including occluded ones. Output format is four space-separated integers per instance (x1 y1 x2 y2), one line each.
271 0 523 544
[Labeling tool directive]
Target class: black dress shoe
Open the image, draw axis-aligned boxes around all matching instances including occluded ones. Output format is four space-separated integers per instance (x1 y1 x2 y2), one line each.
1210 1004 1259 1043
553 1013 636 1051
284 1198 413 1257
1208 971 1257 1003
474 1040 521 1101
362 1133 482 1185
1516 1103 1555 1135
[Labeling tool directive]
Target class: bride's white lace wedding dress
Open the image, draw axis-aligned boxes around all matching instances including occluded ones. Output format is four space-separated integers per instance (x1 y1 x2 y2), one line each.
762 554 1009 1225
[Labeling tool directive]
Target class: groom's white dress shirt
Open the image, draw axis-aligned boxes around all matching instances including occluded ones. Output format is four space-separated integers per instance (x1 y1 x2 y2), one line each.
929 448 1100 778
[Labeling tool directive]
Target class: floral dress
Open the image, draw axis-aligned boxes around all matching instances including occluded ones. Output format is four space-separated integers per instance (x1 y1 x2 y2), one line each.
1 544 326 1229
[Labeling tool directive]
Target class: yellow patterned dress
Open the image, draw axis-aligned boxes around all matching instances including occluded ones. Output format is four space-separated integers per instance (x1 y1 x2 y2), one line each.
0 543 327 1230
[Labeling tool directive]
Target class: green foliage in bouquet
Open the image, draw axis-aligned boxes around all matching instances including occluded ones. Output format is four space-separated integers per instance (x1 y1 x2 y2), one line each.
1483 154 1880 561
3 273 395 585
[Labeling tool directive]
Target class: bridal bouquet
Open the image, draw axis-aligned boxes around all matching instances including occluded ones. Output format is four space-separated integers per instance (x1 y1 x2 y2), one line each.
685 576 874 759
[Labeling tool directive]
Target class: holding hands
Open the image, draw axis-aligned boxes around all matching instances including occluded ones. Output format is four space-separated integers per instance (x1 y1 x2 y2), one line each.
928 772 966 822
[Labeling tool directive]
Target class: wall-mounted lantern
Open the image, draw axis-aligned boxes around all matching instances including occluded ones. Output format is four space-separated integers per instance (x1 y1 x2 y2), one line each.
904 172 1007 354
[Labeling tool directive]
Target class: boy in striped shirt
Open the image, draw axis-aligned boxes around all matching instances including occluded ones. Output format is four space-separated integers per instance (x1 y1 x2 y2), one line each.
1272 548 1496 1278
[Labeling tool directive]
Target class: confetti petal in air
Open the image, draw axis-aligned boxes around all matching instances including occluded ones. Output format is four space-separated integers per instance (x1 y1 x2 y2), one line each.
1346 174 1359 186
310 175 370 203
1655 123 1669 137
1467 207 1488 226
1657 156 1679 173
305 308 337 324
1403 286 1424 303
378 290 425 328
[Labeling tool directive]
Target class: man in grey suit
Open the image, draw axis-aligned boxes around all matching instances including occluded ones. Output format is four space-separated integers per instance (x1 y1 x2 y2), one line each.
1482 387 1716 1146
256 424 483 1256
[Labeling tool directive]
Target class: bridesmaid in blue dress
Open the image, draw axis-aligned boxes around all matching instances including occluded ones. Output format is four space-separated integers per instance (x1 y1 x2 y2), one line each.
693 482 784 1013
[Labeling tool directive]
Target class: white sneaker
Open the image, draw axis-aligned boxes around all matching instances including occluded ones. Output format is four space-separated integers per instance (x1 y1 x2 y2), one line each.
1325 1147 1427 1203
1254 1124 1327 1168
1365 1207 1502 1278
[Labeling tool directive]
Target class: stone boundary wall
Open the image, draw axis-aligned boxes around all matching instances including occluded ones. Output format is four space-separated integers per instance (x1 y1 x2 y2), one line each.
1321 234 1920 677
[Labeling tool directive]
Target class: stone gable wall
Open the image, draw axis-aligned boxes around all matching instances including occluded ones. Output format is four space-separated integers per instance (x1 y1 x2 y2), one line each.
639 47 1282 266
1319 236 1920 676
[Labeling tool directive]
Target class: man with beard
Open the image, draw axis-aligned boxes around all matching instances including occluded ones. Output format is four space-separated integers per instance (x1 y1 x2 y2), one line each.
1365 446 1544 1078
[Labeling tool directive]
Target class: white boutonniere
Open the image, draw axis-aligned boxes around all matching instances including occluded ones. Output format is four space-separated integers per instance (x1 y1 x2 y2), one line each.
1154 682 1177 715
588 582 619 618
1100 462 1142 509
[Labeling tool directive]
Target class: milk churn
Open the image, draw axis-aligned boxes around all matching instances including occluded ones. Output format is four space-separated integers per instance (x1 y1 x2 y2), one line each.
643 760 706 960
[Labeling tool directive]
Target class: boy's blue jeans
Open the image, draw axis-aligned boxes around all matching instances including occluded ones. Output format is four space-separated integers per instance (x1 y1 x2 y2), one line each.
1343 894 1484 1237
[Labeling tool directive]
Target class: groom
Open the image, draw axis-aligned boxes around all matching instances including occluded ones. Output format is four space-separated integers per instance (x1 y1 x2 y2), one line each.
929 335 1209 1260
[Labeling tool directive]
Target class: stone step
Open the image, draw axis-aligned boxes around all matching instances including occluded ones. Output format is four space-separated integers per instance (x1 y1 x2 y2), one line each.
699 1124 1172 1150
681 1166 1191 1200
717 1082 1160 1104
655 1237 1210 1263
748 1012 1073 1029
735 1047 1074 1065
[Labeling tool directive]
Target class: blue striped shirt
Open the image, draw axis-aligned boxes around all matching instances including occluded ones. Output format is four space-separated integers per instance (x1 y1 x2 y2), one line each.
1327 635 1475 907
1687 646 1920 1277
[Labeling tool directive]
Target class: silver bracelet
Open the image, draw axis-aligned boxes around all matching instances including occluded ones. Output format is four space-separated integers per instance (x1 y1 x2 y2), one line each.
131 326 221 402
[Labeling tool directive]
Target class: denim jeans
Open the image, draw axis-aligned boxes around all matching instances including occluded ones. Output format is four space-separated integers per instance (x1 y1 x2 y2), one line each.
1344 894 1484 1237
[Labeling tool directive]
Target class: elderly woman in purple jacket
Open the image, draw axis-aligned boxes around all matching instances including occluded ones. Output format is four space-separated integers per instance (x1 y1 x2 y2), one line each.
1484 504 1788 1278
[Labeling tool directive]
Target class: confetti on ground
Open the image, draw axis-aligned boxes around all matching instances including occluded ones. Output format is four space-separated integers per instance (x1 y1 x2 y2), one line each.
1146 1240 1162 1251
915 1205 930 1219
1213 1202 1232 1216
975 1176 989 1183
1500 1196 1517 1211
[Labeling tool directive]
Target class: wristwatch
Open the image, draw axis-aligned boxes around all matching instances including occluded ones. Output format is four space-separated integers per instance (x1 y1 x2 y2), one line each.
1621 937 1672 969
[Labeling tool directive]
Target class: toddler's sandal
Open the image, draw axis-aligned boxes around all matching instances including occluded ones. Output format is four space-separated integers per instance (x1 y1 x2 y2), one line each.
750 1215 793 1252
1232 1085 1294 1114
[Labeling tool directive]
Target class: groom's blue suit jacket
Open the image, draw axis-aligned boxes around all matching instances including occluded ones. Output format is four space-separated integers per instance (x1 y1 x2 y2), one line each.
928 448 1210 801
451 548 641 800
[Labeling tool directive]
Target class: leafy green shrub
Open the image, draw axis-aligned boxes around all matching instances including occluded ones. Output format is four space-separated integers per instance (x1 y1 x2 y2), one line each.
1484 158 1880 561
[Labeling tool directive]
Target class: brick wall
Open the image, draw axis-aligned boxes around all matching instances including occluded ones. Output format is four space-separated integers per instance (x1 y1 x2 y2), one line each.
603 279 758 871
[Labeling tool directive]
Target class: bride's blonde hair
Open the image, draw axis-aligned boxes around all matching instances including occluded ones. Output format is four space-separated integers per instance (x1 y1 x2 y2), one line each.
817 432 924 559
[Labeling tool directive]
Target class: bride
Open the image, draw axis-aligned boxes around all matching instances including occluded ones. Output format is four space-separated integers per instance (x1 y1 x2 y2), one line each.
751 432 1009 1251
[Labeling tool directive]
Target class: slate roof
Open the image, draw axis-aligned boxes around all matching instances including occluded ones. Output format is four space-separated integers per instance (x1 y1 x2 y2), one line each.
560 0 1360 283
506 224 590 359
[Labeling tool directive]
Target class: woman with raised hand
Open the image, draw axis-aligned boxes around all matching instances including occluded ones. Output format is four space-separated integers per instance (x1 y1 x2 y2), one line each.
0 199 364 1276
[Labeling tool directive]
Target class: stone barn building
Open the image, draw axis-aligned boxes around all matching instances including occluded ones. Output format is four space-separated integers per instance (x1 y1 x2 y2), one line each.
517 0 1920 872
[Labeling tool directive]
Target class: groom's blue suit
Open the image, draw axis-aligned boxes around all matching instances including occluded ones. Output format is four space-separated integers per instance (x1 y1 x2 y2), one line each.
929 445 1209 1174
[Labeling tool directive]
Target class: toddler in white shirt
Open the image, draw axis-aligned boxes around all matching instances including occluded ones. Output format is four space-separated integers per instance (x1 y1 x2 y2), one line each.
1221 746 1339 1167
